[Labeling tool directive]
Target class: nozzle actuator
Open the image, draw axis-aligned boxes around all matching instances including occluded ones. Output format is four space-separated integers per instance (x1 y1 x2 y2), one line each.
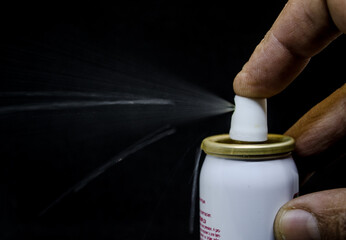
229 95 268 142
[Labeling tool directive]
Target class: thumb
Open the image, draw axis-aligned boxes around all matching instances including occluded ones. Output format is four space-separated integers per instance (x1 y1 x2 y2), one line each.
274 188 346 240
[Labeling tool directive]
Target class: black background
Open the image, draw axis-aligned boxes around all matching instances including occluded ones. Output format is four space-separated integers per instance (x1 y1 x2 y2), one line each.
0 1 345 239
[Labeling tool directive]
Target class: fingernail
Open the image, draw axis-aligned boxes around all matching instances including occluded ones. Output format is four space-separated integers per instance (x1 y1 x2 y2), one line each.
278 209 320 240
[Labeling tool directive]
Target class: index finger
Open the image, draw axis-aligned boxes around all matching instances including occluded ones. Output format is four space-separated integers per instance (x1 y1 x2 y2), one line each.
233 0 343 98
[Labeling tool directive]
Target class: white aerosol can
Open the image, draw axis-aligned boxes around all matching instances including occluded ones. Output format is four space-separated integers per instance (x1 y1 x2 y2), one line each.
199 134 299 240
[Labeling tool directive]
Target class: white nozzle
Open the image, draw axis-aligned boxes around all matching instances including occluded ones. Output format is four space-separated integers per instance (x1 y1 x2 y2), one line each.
229 95 268 142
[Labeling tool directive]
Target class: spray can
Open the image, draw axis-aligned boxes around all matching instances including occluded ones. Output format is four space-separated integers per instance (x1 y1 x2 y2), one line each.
199 134 298 240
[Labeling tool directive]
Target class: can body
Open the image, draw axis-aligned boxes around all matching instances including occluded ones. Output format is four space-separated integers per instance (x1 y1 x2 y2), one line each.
199 154 298 240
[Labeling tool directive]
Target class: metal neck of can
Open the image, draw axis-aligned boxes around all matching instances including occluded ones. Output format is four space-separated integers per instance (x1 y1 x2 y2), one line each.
201 134 295 160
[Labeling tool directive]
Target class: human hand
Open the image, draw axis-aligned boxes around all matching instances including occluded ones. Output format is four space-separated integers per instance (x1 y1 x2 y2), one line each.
233 0 346 239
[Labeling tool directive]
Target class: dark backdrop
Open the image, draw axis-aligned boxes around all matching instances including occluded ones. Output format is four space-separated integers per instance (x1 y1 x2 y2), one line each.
1 2 345 239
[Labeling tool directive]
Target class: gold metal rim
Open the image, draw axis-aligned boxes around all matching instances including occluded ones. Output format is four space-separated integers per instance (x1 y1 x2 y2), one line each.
201 134 295 157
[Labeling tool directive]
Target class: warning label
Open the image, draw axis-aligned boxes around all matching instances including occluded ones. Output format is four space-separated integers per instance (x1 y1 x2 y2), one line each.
199 198 221 240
